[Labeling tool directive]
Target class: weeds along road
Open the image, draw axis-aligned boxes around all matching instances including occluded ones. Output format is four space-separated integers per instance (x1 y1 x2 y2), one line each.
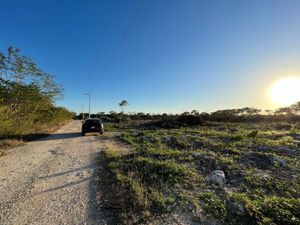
0 120 114 225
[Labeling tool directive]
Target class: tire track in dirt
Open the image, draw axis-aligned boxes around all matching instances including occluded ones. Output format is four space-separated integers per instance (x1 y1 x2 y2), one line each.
0 120 119 225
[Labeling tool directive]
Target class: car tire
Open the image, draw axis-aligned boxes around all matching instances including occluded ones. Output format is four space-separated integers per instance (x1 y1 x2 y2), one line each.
100 131 104 135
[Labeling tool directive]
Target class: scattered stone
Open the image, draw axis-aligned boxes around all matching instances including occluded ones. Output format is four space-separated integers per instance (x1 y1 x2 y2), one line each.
161 136 171 143
256 146 272 152
270 156 287 166
228 170 245 184
75 172 82 176
203 218 222 225
256 170 271 179
192 152 215 161
256 145 295 156
49 149 57 154
244 153 272 169
205 170 226 186
139 136 158 144
239 163 246 169
227 200 245 215
192 152 201 158
275 146 295 155
203 155 214 160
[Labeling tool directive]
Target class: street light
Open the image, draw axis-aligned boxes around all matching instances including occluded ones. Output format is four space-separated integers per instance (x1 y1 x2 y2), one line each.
84 92 91 118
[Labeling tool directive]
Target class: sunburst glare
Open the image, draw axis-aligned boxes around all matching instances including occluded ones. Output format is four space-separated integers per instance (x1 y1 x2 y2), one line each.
269 77 300 106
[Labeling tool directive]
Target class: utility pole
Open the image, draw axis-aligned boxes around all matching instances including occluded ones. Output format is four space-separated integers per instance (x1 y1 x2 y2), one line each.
84 93 91 118
81 106 84 120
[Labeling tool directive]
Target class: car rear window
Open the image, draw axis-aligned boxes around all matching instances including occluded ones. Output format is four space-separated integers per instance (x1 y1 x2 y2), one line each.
85 119 101 125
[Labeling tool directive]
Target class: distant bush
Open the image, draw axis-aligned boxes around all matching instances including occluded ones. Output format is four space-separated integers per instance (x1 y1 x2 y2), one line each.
93 102 300 128
177 114 204 126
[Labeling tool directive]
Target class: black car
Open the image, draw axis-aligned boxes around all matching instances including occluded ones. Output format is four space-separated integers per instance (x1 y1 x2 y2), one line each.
81 118 104 136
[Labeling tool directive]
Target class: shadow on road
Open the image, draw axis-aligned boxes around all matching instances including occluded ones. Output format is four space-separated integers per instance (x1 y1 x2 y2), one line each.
36 132 82 141
36 177 91 195
39 164 94 179
0 132 82 142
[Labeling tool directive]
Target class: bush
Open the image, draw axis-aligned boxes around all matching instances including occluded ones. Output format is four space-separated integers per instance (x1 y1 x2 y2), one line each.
0 47 74 137
177 114 204 126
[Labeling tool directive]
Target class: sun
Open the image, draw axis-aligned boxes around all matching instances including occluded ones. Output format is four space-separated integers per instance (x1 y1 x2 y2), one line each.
269 77 300 106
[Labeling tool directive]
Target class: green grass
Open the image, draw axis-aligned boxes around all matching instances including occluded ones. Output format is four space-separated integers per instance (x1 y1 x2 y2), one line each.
104 121 300 224
231 193 300 225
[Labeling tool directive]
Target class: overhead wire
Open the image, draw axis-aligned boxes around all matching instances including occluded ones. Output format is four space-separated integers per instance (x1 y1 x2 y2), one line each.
86 0 112 92
88 0 146 92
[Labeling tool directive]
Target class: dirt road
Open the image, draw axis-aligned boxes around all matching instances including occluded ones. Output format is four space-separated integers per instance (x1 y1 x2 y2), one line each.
0 120 116 225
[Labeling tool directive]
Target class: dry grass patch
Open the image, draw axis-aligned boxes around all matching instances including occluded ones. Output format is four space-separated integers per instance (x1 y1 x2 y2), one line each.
0 139 24 150
0 139 25 157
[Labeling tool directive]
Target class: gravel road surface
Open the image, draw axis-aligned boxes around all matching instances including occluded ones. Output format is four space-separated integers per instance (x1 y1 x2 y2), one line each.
0 120 112 225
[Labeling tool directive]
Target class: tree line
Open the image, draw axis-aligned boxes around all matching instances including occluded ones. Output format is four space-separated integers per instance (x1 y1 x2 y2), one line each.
77 103 300 125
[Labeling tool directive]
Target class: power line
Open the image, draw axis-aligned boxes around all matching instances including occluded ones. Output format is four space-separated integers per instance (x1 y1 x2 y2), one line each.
88 1 112 83
89 0 146 91
83 1 112 114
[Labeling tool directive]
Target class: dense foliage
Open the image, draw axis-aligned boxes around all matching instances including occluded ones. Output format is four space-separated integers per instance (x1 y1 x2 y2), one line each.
0 47 74 137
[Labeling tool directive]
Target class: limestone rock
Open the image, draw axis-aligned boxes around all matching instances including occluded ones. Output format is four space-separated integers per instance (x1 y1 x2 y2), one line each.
205 170 226 186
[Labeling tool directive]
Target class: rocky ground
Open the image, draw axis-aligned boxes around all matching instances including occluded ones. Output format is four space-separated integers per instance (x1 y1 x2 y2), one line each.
107 121 300 225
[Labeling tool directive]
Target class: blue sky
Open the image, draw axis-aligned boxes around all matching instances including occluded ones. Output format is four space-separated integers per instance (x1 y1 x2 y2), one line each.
1 0 300 114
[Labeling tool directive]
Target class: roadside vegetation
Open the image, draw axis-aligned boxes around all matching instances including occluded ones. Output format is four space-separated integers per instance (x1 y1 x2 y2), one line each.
0 47 75 151
97 104 300 225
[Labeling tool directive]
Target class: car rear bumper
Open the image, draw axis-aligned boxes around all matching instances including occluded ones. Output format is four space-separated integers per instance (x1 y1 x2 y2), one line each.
83 128 103 132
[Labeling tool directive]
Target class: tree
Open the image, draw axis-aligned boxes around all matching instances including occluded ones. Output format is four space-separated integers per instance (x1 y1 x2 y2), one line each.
291 102 300 114
200 112 210 120
0 47 62 99
191 110 199 115
181 111 190 116
119 100 129 113
0 47 71 136
275 107 293 116
0 47 62 118
246 108 261 115
265 109 273 115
